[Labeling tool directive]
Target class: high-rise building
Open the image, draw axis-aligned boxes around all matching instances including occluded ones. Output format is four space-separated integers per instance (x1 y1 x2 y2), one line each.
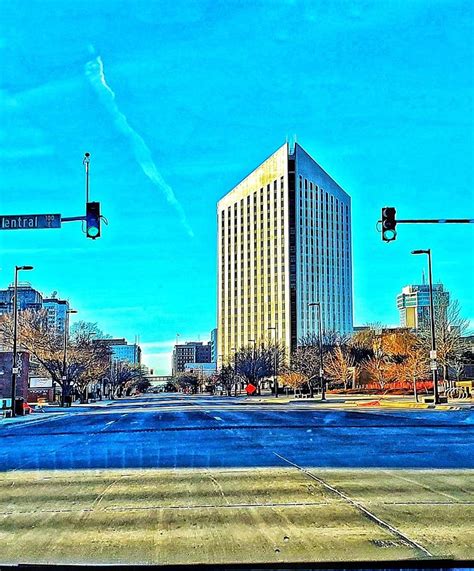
210 328 218 363
397 283 449 331
217 142 353 361
43 297 70 334
0 285 70 335
172 341 212 375
0 282 43 314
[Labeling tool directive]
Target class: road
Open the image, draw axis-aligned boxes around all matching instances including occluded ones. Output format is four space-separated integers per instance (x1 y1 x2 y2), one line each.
0 394 473 565
1 393 472 471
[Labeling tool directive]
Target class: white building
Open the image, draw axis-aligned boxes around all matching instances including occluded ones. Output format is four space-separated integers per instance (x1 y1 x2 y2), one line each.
217 141 353 361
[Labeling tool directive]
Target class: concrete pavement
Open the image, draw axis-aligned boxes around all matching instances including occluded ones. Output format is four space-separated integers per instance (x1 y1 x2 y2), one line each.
0 393 472 565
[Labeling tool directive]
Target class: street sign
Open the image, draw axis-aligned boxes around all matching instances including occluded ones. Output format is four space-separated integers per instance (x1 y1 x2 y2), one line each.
430 360 438 371
246 383 256 395
0 214 61 230
430 350 437 359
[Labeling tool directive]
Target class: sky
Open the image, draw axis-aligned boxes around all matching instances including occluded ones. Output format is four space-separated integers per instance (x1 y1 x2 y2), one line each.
0 0 473 374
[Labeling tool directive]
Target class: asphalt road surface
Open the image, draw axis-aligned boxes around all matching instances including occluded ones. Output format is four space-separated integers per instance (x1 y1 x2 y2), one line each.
1 394 472 471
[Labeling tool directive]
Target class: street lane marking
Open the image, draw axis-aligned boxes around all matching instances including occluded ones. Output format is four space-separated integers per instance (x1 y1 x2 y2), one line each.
273 452 433 558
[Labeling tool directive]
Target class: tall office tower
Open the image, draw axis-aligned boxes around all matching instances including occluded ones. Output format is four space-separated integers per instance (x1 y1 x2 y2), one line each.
43 297 70 334
397 283 449 331
217 142 353 362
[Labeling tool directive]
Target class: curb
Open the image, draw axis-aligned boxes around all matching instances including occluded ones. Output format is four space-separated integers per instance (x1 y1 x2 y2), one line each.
0 412 63 429
375 400 461 411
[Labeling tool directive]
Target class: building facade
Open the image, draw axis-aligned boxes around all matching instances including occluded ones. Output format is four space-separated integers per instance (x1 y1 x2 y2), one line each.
0 351 30 405
184 362 217 377
217 142 353 361
210 328 218 363
397 283 449 331
42 298 69 334
0 283 43 314
98 338 142 364
0 285 70 335
172 341 212 375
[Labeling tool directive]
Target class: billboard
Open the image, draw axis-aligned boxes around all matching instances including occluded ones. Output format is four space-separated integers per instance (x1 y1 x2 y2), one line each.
29 377 53 389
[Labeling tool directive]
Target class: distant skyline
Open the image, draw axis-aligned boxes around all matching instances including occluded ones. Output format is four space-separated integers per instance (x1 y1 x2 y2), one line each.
1 0 473 374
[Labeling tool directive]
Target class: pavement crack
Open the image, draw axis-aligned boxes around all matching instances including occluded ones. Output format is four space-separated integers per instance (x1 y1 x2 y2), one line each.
90 475 124 510
207 472 229 504
273 451 434 559
381 470 461 502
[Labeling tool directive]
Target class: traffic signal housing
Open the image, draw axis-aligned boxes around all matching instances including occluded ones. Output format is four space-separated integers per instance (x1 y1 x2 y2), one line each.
86 201 101 239
381 207 397 242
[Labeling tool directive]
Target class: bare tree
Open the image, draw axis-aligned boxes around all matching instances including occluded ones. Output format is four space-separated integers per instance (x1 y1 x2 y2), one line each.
280 371 307 395
0 310 67 397
290 345 320 396
68 322 112 402
234 344 285 395
419 298 470 384
363 348 397 390
213 365 235 396
174 372 200 394
324 344 357 390
110 361 150 397
0 311 113 404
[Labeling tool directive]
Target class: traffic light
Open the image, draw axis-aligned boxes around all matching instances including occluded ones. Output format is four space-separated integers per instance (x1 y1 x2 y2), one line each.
381 207 397 242
86 201 101 239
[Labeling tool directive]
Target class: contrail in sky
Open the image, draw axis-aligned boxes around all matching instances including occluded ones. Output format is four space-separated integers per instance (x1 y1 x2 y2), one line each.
84 50 194 237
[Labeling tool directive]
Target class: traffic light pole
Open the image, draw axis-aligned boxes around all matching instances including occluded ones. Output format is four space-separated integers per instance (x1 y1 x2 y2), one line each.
380 207 473 242
0 153 102 238
395 218 474 224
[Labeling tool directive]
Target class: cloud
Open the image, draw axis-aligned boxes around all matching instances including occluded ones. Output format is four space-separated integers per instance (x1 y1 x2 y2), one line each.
84 49 194 237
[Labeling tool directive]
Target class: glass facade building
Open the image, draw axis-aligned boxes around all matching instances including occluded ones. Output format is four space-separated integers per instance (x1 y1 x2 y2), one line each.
397 283 449 330
217 142 353 361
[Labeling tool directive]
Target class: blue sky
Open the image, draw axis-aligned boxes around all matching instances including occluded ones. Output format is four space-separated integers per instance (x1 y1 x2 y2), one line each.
1 0 473 374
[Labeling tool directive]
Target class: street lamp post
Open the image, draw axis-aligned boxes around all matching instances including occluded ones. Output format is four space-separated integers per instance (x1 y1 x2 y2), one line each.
411 249 439 404
231 346 238 396
61 308 78 407
248 340 256 390
268 325 279 398
11 265 34 417
308 302 325 401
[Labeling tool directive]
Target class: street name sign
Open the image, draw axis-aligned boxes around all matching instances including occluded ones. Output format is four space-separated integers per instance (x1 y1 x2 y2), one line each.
0 214 61 230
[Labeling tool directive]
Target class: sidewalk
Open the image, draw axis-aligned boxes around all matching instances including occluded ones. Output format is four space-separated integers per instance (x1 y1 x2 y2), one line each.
0 410 63 428
241 394 472 411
